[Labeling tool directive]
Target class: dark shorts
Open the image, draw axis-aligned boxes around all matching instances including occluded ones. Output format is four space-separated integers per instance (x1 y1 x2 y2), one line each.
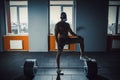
57 36 83 50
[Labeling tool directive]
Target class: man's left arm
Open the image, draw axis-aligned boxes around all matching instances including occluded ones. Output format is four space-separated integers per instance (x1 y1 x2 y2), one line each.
68 24 78 37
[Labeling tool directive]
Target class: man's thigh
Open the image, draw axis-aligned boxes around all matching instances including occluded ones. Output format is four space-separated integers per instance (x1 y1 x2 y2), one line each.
66 38 80 44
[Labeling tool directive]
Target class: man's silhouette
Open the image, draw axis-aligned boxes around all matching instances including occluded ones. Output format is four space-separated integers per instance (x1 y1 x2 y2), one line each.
55 12 88 73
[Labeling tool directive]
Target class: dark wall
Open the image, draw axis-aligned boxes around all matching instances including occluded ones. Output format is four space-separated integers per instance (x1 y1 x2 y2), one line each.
0 0 6 52
76 0 108 52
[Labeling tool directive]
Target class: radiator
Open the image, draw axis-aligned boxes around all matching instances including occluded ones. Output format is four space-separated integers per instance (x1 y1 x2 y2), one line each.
10 40 23 49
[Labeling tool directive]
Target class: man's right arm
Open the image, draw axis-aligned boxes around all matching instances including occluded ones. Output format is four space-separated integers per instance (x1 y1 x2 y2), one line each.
55 24 58 43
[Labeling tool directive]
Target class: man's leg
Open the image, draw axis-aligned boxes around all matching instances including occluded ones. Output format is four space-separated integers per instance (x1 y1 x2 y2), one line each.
67 37 88 59
67 37 84 54
56 49 62 70
78 37 84 55
56 39 65 73
77 37 89 59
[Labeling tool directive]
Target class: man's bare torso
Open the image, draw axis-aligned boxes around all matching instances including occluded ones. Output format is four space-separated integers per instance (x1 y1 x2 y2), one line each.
55 21 70 39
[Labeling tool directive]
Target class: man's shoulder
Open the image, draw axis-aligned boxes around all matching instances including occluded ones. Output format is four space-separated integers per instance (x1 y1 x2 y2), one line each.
57 21 62 24
55 21 62 26
56 21 69 24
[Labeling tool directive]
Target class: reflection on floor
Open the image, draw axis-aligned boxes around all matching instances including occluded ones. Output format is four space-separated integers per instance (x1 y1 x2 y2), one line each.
0 52 120 80
34 69 87 80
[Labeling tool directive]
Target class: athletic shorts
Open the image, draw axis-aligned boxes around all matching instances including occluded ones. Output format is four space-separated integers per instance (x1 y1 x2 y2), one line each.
57 36 83 50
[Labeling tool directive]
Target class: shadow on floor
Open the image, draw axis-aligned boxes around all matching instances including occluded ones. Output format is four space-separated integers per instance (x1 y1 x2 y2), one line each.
14 75 33 80
86 75 110 80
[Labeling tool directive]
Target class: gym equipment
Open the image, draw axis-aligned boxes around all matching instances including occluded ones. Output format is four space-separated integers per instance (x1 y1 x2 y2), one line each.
23 59 38 78
79 43 98 78
23 57 98 79
83 58 98 78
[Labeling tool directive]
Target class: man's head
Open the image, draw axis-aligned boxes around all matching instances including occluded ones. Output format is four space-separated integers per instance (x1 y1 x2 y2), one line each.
60 12 67 21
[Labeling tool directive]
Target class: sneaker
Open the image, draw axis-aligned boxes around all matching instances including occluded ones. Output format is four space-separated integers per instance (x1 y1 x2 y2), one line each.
57 69 61 74
80 56 86 60
80 55 89 61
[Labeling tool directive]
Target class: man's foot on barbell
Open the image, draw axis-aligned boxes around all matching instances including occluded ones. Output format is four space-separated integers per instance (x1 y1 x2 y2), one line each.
57 69 61 73
57 69 64 75
80 55 89 61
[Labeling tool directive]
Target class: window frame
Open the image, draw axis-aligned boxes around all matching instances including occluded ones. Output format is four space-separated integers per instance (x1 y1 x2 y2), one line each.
5 0 28 35
108 1 120 35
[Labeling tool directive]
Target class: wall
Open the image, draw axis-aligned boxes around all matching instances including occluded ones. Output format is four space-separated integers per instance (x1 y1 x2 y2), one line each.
0 0 108 52
0 0 6 52
76 0 108 52
28 0 48 52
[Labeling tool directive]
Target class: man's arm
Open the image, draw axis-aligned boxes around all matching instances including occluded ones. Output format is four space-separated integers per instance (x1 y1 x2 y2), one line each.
55 24 59 43
68 27 82 39
68 24 78 37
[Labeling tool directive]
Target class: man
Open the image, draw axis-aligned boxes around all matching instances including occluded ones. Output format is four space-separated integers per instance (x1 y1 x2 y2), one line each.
55 12 88 73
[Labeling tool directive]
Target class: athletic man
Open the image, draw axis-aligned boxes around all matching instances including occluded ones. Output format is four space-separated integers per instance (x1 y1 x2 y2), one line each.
55 12 88 73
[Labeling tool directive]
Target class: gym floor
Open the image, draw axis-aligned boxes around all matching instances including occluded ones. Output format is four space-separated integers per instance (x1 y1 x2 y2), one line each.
0 51 120 80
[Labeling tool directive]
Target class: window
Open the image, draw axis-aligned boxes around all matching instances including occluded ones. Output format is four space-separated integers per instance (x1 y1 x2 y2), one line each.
49 0 75 35
108 1 120 34
49 0 75 50
5 0 28 35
